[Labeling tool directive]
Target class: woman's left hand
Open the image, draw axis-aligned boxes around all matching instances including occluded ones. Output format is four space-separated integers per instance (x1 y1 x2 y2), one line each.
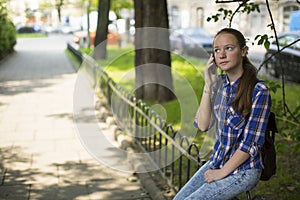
204 54 218 89
204 169 226 183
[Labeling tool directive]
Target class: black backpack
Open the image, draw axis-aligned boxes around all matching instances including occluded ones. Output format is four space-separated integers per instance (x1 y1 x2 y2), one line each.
260 111 278 181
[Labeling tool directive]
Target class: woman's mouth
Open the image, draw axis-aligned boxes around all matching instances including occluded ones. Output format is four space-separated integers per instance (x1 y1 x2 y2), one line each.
219 61 229 65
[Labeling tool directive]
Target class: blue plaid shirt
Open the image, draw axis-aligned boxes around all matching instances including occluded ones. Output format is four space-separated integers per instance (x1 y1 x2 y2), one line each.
197 74 271 174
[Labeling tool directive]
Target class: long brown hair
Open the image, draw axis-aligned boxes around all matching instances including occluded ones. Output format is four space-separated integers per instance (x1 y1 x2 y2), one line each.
215 28 258 117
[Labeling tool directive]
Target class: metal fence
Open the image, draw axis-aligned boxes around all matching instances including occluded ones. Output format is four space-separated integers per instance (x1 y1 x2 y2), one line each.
67 43 206 193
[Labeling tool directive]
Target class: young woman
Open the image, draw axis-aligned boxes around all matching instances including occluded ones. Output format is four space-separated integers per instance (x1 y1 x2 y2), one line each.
173 28 271 200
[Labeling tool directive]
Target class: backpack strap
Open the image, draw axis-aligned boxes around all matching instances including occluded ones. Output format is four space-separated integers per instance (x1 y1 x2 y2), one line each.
255 79 278 142
266 112 278 142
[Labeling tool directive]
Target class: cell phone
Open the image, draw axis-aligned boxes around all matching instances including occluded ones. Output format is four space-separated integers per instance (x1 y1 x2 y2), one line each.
212 54 217 65
210 54 217 74
210 63 217 74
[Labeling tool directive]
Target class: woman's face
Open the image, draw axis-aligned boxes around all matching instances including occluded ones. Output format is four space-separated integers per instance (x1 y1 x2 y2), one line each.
213 33 247 74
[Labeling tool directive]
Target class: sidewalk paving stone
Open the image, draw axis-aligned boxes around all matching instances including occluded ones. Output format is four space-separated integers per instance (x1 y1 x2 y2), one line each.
0 35 153 200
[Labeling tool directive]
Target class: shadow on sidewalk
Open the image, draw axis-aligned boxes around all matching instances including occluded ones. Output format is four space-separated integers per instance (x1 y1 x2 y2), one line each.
0 145 150 199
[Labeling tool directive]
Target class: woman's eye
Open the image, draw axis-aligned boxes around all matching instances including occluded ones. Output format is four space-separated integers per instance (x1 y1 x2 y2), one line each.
214 49 220 53
226 46 234 51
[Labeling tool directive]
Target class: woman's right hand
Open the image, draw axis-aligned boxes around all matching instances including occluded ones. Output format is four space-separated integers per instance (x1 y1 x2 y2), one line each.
204 54 218 90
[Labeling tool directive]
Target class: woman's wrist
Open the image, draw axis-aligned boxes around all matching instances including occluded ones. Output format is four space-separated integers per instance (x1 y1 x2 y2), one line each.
203 89 210 95
203 85 211 95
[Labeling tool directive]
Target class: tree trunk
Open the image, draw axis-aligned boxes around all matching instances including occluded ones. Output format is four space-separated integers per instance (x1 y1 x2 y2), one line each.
93 0 110 60
56 0 63 23
57 6 61 23
134 0 175 102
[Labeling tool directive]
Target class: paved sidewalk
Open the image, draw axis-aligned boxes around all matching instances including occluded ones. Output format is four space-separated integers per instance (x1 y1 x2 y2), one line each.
0 35 152 200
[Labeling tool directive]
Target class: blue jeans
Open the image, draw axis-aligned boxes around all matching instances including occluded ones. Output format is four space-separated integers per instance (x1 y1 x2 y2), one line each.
173 162 261 200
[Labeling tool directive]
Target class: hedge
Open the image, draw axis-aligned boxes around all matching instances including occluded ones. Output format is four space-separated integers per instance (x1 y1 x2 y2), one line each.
0 1 17 60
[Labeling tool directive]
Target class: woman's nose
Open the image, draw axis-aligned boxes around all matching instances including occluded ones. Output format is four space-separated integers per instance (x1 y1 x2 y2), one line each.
219 50 226 58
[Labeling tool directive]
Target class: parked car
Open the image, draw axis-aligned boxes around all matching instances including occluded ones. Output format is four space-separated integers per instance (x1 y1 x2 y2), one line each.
170 27 214 58
73 29 122 47
17 24 41 33
58 25 81 34
264 31 300 82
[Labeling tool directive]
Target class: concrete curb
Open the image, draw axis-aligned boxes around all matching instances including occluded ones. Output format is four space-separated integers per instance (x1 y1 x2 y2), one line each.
114 129 167 200
127 147 167 200
97 103 167 200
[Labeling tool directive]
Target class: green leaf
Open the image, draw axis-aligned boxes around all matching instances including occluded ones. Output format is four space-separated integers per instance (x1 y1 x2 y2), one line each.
214 16 219 22
264 40 270 50
262 34 268 40
255 35 261 40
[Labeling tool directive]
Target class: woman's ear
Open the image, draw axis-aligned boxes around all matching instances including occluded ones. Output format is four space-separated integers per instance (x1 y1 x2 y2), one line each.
242 46 249 57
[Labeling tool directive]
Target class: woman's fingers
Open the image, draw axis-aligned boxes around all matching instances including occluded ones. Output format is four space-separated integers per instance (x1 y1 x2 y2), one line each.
204 170 213 183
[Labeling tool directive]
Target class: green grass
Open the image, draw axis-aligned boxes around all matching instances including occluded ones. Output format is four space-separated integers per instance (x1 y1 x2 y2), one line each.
72 45 300 199
65 49 81 69
95 46 206 129
271 81 300 110
17 33 47 38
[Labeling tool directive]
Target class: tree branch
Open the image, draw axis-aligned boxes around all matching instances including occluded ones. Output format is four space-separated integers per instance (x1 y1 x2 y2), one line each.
216 0 245 3
265 0 288 115
228 0 249 27
264 0 299 121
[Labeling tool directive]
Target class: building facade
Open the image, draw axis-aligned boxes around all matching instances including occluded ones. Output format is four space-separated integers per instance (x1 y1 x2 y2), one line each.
7 0 84 28
167 0 300 37
7 0 300 37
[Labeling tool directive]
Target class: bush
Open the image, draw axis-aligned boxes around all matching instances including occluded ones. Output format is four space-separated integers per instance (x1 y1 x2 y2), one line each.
0 1 17 60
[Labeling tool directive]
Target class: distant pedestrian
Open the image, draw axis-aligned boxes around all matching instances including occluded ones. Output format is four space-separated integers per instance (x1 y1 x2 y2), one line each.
173 28 271 200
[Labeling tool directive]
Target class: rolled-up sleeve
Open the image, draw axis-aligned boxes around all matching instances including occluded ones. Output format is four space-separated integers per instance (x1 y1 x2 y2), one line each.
238 83 271 157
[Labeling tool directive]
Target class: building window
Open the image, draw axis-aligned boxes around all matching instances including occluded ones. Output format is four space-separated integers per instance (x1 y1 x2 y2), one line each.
171 6 180 29
197 7 204 27
250 5 267 35
283 5 300 31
